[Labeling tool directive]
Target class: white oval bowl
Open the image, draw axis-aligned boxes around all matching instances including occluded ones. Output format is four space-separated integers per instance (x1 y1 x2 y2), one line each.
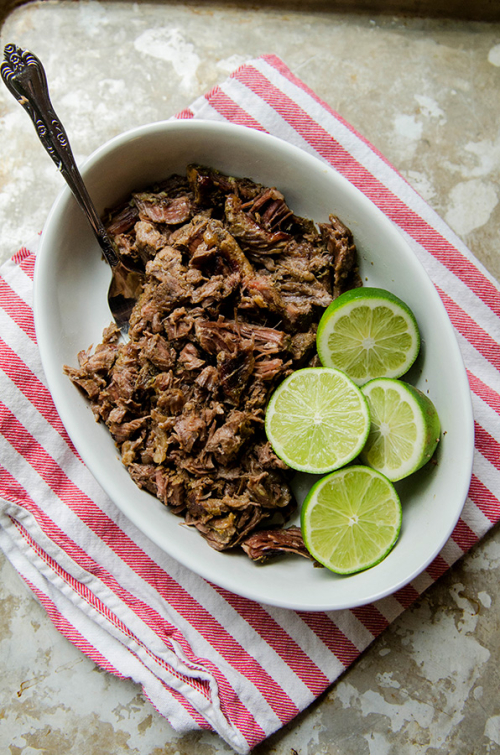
34 120 474 611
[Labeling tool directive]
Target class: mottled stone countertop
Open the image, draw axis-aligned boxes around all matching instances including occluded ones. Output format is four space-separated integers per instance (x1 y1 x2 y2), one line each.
1 3 500 754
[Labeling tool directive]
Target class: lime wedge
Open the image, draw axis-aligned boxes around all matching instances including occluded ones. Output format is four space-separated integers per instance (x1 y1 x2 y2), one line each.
301 465 402 574
360 378 441 481
316 287 420 385
264 367 370 474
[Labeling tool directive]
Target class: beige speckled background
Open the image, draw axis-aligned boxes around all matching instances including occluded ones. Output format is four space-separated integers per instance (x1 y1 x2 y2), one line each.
1 3 500 754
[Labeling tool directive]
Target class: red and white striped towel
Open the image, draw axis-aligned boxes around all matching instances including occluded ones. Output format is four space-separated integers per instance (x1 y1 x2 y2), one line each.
1 55 499 753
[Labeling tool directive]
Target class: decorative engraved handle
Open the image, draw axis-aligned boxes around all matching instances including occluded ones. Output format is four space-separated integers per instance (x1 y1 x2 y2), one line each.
1 44 118 267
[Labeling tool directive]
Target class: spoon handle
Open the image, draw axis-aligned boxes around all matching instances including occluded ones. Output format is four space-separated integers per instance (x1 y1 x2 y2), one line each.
1 44 118 267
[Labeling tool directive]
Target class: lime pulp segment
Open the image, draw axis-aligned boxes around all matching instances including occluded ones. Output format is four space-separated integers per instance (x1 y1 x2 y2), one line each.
264 367 370 474
301 465 402 574
360 378 441 481
316 287 420 386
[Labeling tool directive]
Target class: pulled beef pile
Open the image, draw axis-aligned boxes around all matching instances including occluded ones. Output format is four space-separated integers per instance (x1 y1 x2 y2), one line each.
65 165 361 561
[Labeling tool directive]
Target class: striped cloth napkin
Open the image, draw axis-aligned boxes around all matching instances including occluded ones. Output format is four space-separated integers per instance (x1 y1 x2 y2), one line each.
1 55 499 753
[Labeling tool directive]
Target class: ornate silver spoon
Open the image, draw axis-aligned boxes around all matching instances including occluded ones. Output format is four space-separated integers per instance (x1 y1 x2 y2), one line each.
1 44 144 335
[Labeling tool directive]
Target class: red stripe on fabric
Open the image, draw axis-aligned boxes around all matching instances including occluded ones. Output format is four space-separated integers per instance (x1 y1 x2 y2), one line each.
474 422 500 473
1 411 84 505
0 336 71 442
0 276 37 343
0 441 288 729
168 589 299 724
0 426 225 671
18 251 36 280
259 54 397 170
15 522 217 700
212 587 330 696
451 516 479 552
0 452 208 676
203 86 267 131
8 507 258 735
393 583 420 610
296 612 359 666
0 447 253 715
436 287 500 373
350 604 390 636
468 475 500 524
19 571 123 676
468 370 500 416
11 247 33 265
175 108 195 119
231 64 500 318
141 687 211 734
12 520 228 733
261 55 374 158
425 554 451 581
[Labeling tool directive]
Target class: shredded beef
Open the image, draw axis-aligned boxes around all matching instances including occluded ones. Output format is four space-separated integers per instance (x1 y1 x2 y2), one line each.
241 525 312 562
65 165 362 559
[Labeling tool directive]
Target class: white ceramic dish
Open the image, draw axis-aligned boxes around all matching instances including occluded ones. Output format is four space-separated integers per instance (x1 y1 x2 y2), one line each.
34 120 474 611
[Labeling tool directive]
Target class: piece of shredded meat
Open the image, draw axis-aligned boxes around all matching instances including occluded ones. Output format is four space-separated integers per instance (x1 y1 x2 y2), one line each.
64 165 362 560
240 525 312 562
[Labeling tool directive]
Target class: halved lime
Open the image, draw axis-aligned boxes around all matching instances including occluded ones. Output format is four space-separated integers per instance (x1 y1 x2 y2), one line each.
264 367 370 474
360 378 441 481
316 287 420 386
301 465 402 574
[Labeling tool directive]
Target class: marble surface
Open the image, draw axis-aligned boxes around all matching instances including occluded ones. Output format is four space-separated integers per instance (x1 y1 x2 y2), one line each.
1 3 500 754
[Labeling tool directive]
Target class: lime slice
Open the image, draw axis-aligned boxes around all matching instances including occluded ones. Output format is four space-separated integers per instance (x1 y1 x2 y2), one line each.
316 287 420 385
360 378 441 481
264 367 370 474
301 465 402 574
